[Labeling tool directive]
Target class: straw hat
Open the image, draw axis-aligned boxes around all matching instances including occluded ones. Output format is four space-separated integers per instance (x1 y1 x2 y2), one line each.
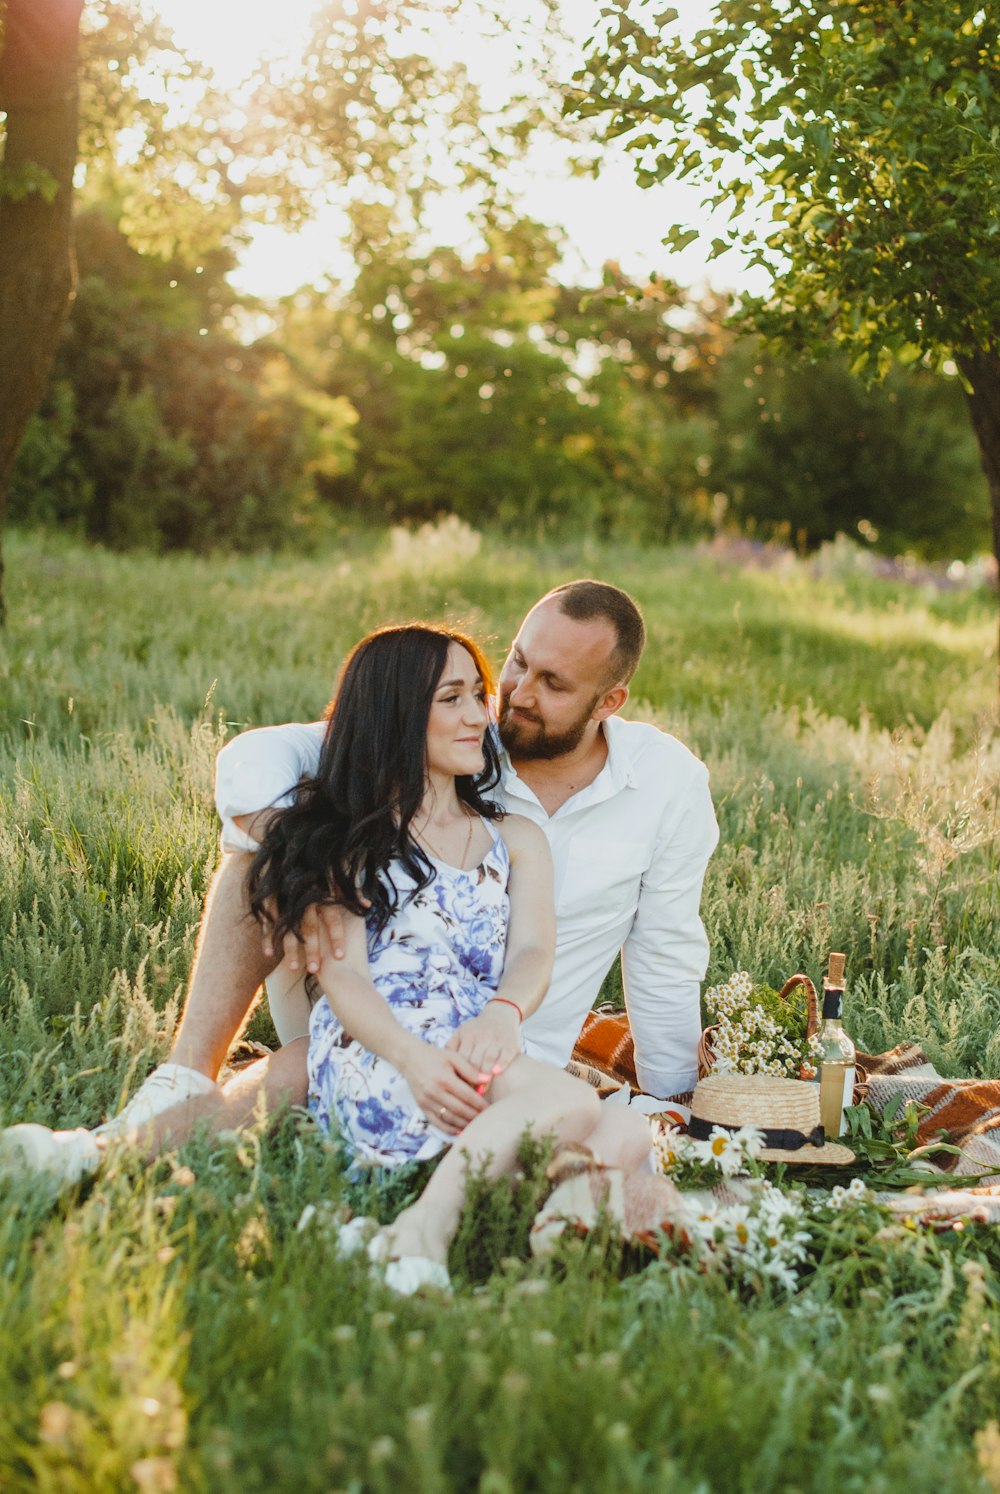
689 1073 854 1166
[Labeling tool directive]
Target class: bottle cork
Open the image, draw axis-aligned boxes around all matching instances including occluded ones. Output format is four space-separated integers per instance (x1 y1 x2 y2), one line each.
827 951 846 985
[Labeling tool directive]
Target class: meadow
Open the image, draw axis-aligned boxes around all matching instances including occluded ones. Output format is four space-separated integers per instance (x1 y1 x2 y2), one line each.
1 523 998 1493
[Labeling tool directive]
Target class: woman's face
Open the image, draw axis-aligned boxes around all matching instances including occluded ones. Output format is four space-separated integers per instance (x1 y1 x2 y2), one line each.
425 642 490 781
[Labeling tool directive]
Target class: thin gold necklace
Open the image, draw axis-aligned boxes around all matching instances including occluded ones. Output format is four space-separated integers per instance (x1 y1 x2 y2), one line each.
416 805 475 868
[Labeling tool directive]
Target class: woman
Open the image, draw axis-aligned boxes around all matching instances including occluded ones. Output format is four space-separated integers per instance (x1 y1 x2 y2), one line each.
247 622 634 1291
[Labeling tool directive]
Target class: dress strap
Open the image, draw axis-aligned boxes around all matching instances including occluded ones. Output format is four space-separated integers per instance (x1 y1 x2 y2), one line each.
481 814 510 874
482 814 504 847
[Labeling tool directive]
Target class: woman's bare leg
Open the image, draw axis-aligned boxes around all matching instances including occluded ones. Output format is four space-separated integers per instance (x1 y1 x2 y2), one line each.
385 1056 602 1264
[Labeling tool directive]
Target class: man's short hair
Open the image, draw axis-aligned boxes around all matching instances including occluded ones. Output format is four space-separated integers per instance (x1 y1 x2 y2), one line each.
546 579 646 686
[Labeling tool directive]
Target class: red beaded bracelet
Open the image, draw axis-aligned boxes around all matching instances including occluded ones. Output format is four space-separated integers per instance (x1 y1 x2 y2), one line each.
491 997 523 1023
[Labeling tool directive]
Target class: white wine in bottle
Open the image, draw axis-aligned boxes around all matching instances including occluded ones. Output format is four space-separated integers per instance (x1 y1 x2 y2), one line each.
817 952 856 1138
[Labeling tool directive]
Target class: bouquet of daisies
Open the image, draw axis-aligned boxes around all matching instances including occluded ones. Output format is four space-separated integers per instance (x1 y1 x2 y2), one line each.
703 970 823 1079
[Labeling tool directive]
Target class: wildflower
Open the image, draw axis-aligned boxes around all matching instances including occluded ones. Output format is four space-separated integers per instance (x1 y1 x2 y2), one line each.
759 1257 798 1292
707 1126 736 1164
369 1437 396 1464
718 1204 752 1247
653 1124 690 1173
735 1125 765 1160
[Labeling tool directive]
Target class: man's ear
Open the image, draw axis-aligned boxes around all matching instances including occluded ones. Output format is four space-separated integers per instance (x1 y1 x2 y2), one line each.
592 684 629 722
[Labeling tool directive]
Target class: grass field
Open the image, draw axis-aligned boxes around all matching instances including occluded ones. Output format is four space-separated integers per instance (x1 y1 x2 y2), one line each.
1 524 998 1493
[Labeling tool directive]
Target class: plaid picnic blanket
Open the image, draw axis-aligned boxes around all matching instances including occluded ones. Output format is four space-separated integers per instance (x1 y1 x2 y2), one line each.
567 1011 1000 1225
857 1042 1000 1164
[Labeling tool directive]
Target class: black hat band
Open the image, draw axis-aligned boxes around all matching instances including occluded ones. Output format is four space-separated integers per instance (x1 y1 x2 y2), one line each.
688 1115 827 1152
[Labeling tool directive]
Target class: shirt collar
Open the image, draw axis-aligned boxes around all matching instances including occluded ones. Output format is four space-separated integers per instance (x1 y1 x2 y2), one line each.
496 715 637 802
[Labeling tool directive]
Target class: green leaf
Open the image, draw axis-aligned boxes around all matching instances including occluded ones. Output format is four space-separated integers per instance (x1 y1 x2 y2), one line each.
662 226 700 252
881 1091 904 1126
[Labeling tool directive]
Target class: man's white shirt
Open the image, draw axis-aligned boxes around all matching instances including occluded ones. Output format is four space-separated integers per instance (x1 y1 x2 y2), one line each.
215 715 719 1098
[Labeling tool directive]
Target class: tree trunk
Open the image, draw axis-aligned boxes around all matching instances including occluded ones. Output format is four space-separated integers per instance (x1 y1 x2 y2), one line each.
957 348 1000 689
0 0 84 623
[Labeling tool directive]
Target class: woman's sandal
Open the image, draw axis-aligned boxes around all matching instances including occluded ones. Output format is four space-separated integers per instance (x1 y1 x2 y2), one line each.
330 1215 451 1296
383 1255 451 1295
367 1226 451 1296
530 1142 627 1256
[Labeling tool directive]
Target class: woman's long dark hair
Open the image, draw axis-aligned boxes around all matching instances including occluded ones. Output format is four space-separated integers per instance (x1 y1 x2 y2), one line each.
247 624 502 947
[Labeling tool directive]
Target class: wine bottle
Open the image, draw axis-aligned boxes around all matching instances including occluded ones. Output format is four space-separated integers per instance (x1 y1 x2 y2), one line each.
816 952 856 1138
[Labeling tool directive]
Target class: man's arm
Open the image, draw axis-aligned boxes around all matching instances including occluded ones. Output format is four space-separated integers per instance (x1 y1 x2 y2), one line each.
215 720 326 853
621 761 719 1099
215 720 333 968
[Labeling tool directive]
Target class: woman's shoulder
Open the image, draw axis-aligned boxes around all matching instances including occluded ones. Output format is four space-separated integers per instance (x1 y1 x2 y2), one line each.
494 813 549 860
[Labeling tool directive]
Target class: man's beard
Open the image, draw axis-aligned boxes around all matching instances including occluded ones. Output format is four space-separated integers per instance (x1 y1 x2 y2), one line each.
497 693 598 760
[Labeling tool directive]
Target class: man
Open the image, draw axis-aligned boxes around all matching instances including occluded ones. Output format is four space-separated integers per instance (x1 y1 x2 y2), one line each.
2 580 718 1178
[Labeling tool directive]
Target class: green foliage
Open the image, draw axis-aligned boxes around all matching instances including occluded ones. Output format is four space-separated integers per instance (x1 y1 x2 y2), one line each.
8 212 356 551
714 341 989 555
568 0 1000 575
570 0 1000 368
0 161 58 204
274 218 986 553
0 530 997 1488
281 222 656 535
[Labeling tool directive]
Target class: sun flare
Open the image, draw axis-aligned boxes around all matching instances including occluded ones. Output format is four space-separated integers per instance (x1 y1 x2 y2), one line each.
152 0 320 87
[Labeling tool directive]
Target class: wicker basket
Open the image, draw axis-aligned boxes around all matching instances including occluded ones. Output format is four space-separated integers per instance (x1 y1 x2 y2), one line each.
696 972 819 1081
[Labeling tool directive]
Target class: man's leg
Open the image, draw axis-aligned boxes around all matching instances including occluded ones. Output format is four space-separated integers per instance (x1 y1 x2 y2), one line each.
118 1038 310 1155
1 1041 311 1187
169 852 276 1078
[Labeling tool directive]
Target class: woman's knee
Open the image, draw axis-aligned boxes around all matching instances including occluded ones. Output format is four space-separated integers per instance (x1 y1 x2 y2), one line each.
495 1055 592 1101
540 1066 602 1129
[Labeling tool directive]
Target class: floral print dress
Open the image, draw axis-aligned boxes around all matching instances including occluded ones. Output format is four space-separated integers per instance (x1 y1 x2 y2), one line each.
307 819 513 1169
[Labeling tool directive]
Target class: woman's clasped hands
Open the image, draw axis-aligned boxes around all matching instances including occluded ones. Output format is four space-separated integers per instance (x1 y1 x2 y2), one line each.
393 1001 522 1136
446 1000 522 1094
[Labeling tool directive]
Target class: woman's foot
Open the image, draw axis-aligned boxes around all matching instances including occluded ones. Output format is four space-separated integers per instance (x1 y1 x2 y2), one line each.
377 1204 449 1269
370 1208 452 1296
326 1211 451 1295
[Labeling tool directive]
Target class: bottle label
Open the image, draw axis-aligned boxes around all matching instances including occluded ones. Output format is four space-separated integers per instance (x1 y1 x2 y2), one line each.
839 1066 856 1134
819 1063 856 1137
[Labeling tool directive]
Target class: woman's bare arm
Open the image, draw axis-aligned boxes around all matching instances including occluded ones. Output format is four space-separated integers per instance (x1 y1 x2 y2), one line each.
446 814 555 1075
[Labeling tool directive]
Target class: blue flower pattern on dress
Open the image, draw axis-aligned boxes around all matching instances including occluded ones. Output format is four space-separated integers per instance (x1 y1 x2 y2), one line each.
307 820 512 1169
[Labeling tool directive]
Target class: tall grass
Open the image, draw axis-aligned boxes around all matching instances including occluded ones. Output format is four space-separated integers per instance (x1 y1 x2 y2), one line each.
1 526 998 1492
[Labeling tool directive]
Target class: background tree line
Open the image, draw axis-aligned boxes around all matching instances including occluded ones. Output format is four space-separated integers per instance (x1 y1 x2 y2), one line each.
1 0 994 576
9 200 988 558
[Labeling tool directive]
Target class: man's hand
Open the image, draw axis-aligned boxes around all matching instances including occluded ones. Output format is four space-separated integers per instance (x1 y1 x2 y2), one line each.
446 1003 521 1088
262 900 350 973
398 1044 489 1134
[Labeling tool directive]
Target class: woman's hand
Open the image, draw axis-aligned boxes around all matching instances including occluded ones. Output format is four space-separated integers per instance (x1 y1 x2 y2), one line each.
446 1002 521 1089
398 1042 489 1135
